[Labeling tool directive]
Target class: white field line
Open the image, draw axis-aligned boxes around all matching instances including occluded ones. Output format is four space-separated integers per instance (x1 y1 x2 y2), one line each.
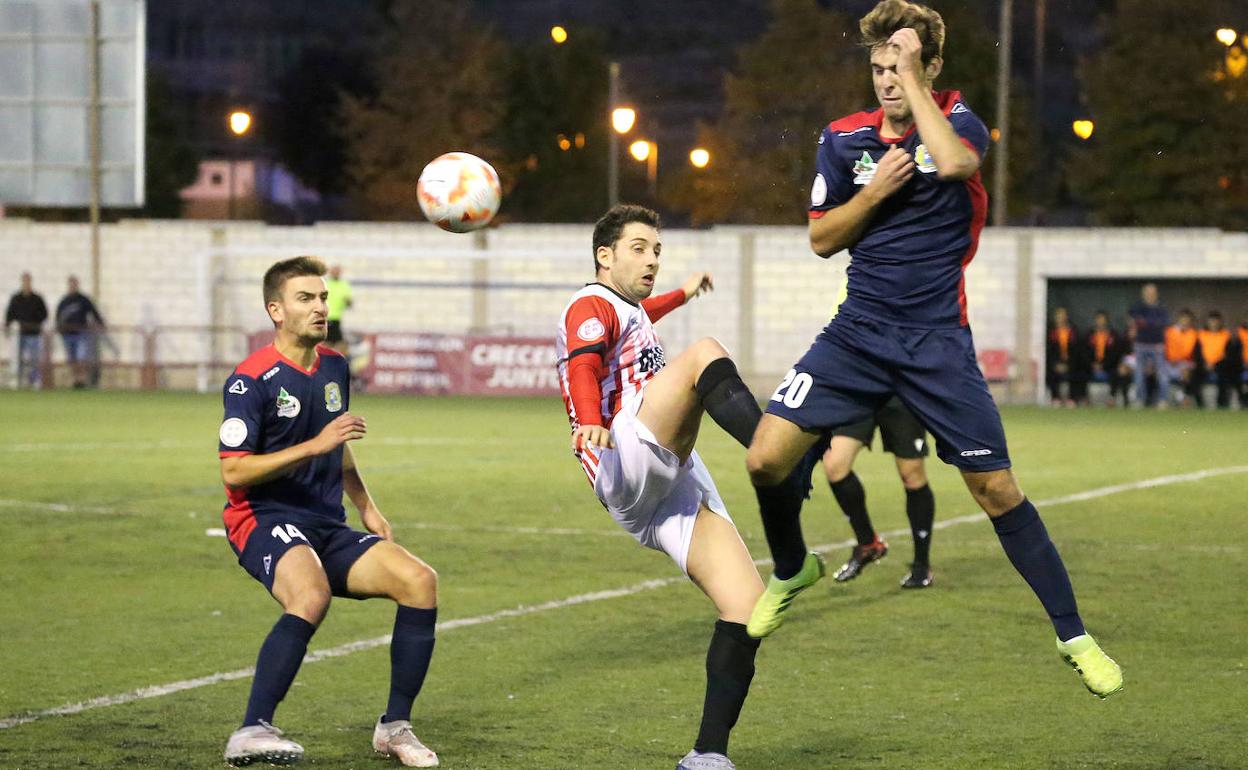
0 499 123 516
2 464 1245 730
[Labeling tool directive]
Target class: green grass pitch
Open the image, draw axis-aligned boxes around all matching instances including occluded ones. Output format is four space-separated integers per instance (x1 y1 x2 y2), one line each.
0 391 1244 769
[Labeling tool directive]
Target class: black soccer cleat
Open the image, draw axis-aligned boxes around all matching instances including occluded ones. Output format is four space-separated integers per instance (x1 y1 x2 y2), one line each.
833 537 888 582
899 562 933 589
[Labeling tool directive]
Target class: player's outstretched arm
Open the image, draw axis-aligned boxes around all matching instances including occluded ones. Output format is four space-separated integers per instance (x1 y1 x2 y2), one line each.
343 442 392 540
890 29 979 181
221 412 366 489
810 146 914 257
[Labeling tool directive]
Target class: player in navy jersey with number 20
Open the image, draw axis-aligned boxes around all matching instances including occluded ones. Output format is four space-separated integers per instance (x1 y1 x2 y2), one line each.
744 0 1122 699
218 257 440 767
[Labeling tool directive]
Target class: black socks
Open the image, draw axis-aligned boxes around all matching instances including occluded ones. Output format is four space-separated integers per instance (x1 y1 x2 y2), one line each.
694 620 761 756
905 484 935 565
829 471 875 546
754 469 809 579
695 357 762 449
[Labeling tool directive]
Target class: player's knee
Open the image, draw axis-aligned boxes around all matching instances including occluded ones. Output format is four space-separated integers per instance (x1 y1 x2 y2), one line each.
746 447 790 487
965 470 1021 512
897 464 927 489
823 455 852 482
288 584 332 625
396 561 438 607
693 337 730 367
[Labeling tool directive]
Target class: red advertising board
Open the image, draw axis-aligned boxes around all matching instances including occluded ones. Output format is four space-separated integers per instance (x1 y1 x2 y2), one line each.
358 333 559 396
246 331 560 396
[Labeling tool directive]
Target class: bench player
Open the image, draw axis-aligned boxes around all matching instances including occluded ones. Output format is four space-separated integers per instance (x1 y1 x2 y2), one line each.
218 256 440 766
743 0 1123 699
557 204 769 770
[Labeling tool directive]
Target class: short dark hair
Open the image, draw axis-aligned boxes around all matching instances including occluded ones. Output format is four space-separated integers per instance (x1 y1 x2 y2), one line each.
1094 309 1108 318
263 256 327 305
1207 310 1223 321
591 204 660 273
1178 308 1194 319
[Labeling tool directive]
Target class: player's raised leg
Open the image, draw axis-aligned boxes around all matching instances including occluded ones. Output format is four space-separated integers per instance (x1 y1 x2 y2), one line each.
964 469 1123 698
677 507 765 770
744 413 825 638
637 336 763 459
346 541 440 767
225 545 330 767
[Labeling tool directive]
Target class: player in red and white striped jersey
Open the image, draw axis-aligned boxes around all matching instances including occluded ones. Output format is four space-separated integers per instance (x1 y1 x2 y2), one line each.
555 205 769 770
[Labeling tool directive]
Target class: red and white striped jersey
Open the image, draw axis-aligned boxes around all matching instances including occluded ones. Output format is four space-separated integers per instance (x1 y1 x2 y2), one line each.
556 283 675 485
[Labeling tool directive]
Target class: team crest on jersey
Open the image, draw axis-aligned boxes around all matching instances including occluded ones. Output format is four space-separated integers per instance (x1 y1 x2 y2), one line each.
324 382 343 413
914 144 938 174
852 151 877 185
276 387 301 418
637 345 667 373
577 317 605 342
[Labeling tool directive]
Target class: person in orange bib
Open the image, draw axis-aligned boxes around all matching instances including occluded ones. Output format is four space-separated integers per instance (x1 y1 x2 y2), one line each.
1164 309 1198 407
1196 311 1234 409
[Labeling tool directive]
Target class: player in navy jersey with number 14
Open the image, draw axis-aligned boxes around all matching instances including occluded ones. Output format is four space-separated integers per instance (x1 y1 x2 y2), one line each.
744 0 1122 699
218 257 441 767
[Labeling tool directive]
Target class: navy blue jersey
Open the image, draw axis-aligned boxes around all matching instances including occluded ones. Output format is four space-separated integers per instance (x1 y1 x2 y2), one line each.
809 90 989 328
218 343 350 550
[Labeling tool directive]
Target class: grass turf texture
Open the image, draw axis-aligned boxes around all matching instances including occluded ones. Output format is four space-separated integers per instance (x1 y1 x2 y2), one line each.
0 391 1243 769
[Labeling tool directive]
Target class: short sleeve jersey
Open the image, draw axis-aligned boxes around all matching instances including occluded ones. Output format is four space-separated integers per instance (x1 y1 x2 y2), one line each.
809 90 989 328
218 343 350 550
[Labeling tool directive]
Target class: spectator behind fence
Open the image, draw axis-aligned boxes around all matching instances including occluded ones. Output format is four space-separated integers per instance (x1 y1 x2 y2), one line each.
1046 306 1087 406
4 272 48 389
1195 311 1236 409
1164 309 1199 407
325 264 353 360
55 275 106 389
1129 283 1170 408
1087 311 1126 407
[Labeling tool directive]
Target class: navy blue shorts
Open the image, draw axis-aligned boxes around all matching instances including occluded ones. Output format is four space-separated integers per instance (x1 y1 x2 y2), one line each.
232 517 383 597
766 312 1011 472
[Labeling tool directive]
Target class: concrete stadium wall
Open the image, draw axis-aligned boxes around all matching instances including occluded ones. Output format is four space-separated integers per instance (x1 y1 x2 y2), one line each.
2 218 1245 398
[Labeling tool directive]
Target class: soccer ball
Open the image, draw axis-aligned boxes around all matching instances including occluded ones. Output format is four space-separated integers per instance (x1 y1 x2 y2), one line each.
416 152 502 233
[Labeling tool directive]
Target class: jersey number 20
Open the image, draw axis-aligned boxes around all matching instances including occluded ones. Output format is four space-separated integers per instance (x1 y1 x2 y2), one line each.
771 369 813 408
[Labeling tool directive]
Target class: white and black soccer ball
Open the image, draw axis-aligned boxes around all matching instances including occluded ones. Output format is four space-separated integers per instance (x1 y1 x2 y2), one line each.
416 152 502 233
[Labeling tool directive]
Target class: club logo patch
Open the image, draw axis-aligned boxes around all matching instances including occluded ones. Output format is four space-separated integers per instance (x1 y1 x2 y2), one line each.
852 151 877 185
325 382 343 413
228 379 248 395
811 173 828 206
219 417 248 448
577 317 605 342
914 144 938 174
276 387 301 419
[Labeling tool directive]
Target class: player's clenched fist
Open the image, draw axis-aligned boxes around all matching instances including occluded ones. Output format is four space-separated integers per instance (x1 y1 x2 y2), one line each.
865 145 915 201
314 412 367 453
572 424 614 452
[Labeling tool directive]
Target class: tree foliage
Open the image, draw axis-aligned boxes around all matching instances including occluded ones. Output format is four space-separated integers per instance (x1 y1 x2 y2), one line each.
671 0 869 225
340 0 507 220
495 32 610 222
140 74 200 219
1068 0 1248 228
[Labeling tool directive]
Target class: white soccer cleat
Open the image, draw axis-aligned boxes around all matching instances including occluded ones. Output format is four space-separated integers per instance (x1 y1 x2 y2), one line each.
224 721 304 767
373 717 439 767
677 749 736 769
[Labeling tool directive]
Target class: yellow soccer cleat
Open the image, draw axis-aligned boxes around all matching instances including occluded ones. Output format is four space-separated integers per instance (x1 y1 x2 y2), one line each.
747 552 826 639
1057 634 1123 699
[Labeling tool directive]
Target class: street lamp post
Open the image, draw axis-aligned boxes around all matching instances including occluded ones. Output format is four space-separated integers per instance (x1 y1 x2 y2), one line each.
227 110 252 220
608 62 620 208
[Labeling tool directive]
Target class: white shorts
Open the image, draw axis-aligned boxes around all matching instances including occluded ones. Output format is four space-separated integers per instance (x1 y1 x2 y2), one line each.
593 395 733 575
